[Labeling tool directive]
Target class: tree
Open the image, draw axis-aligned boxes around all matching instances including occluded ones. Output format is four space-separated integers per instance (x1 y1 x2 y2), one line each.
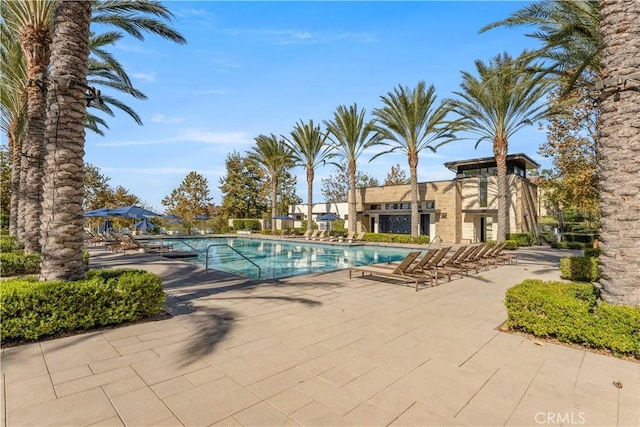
596 0 640 305
321 162 379 203
284 119 334 231
373 81 455 238
247 134 294 231
83 162 111 210
274 170 302 215
219 151 268 219
538 78 599 221
162 171 212 232
39 0 91 281
384 164 410 185
446 53 554 241
324 103 380 234
480 0 601 93
0 146 11 226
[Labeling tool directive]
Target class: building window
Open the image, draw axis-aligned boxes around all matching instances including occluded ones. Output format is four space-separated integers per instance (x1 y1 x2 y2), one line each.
479 177 488 207
369 204 381 210
385 203 411 210
425 200 435 209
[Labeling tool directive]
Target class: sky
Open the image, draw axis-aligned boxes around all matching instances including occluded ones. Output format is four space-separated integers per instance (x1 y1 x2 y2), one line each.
30 1 552 213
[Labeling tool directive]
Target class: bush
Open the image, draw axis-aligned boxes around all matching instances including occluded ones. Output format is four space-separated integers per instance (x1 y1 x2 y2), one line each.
560 256 600 282
503 239 519 250
505 280 640 358
244 219 261 231
0 269 166 341
583 247 601 257
0 252 41 276
362 233 430 245
232 219 245 230
0 235 23 252
507 233 534 247
551 241 586 250
563 233 598 244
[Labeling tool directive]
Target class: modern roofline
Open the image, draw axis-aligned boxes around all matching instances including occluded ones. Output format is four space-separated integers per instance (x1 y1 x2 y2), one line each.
443 153 540 172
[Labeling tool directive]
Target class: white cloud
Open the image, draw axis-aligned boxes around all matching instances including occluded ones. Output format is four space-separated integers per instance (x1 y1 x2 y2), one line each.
150 114 185 124
225 28 376 45
133 72 157 82
93 129 253 147
100 166 223 176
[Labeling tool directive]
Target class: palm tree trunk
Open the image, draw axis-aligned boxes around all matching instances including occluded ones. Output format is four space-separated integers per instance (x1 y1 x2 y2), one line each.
494 139 508 241
597 0 640 305
8 131 21 237
306 168 314 231
39 0 91 281
271 176 278 232
348 158 356 234
19 22 51 253
409 153 419 239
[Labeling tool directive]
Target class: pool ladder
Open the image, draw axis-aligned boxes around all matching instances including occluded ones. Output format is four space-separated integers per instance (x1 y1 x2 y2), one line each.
205 244 261 279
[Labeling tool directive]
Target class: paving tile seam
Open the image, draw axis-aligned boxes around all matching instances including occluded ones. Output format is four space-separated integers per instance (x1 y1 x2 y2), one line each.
503 359 546 426
454 367 500 419
573 351 588 391
384 400 417 427
457 331 501 368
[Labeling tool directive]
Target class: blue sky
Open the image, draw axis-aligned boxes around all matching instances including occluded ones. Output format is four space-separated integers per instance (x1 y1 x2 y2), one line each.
80 1 546 212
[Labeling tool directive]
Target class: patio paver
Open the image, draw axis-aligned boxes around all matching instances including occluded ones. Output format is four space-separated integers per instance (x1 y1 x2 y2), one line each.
1 245 638 426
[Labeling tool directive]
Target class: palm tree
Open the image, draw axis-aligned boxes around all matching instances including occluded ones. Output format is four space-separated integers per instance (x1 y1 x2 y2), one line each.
284 120 333 232
247 134 294 232
372 81 455 239
324 104 380 234
596 0 640 305
480 0 601 92
39 0 92 281
0 27 28 238
446 53 554 241
2 0 186 252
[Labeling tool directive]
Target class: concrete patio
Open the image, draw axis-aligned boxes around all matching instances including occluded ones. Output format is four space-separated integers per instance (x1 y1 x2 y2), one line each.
1 246 638 426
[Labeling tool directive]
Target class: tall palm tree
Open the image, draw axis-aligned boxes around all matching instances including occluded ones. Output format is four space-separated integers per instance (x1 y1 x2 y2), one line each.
0 27 28 238
372 81 455 239
2 0 186 252
284 120 333 232
446 53 554 241
39 0 92 281
480 0 601 92
596 0 640 305
247 134 294 232
324 103 380 234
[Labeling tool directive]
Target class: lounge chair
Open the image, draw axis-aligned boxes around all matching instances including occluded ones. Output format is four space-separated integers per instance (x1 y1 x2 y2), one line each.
306 230 319 240
448 243 486 274
339 231 355 243
296 229 312 239
491 241 517 265
414 246 453 285
312 230 326 241
434 245 469 279
349 251 432 291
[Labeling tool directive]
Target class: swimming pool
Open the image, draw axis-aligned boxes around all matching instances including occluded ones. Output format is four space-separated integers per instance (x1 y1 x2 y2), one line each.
150 237 414 280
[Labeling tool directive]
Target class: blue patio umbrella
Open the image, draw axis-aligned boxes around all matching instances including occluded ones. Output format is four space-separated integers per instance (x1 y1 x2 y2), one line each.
98 218 113 233
273 214 294 220
194 215 211 220
134 218 155 233
84 207 111 217
319 213 340 221
107 205 161 219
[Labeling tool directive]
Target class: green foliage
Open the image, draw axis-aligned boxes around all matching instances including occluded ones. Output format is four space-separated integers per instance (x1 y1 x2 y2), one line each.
232 219 245 230
0 269 165 341
505 280 640 358
551 241 587 249
507 233 533 246
0 252 41 275
0 146 11 220
583 247 600 257
560 256 599 281
1 235 23 252
320 162 379 203
362 233 430 245
503 240 519 250
384 163 410 185
162 171 213 226
244 219 261 231
562 233 598 244
219 151 268 219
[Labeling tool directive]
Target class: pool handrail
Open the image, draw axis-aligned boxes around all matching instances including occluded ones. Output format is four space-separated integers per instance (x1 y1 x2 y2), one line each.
205 243 261 279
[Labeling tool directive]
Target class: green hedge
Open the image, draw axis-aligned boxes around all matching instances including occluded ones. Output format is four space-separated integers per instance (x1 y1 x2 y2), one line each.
560 256 600 281
505 280 640 358
507 233 534 247
551 241 587 250
0 252 41 276
362 233 430 245
583 248 601 257
0 235 23 252
0 269 166 341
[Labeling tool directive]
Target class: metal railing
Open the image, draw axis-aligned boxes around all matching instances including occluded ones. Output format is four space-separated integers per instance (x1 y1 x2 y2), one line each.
427 235 443 249
205 243 261 279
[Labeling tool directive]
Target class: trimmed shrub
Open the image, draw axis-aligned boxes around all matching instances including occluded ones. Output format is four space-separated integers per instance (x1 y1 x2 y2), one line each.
505 280 640 358
362 233 430 245
551 241 586 250
0 235 23 252
560 256 600 281
232 219 245 230
563 233 598 244
507 233 533 247
583 248 601 258
0 269 165 341
0 252 41 276
244 219 261 231
503 240 519 250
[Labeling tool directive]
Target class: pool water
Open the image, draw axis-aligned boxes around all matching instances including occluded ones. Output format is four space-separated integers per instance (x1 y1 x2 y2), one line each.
150 237 414 280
